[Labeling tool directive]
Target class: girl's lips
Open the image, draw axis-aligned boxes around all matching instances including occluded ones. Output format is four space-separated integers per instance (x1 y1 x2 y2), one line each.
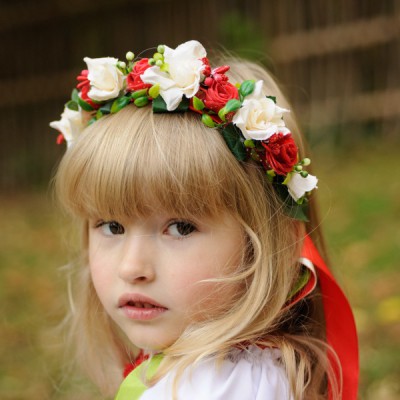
118 293 168 321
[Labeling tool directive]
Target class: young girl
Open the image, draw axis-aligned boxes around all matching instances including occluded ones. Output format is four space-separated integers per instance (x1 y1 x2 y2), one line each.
50 40 358 399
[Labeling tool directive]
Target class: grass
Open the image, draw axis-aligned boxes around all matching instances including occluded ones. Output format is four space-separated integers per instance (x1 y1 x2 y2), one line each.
314 142 400 399
0 142 399 399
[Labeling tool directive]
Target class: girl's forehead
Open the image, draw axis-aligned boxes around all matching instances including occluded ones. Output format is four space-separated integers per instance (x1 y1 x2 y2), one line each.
86 196 230 223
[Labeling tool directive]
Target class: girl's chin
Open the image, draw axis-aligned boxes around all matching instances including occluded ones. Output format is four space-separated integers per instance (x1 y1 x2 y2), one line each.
128 336 175 352
117 320 185 351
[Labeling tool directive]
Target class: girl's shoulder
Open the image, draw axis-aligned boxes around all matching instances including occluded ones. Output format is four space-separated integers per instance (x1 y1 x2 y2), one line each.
141 346 292 400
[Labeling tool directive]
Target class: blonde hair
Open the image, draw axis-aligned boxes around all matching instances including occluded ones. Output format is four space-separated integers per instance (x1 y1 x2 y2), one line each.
55 59 339 399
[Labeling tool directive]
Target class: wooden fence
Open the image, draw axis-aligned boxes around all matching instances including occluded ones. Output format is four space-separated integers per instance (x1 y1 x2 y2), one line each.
0 0 399 189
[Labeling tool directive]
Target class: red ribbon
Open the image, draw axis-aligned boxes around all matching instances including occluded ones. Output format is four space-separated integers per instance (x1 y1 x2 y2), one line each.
301 236 359 399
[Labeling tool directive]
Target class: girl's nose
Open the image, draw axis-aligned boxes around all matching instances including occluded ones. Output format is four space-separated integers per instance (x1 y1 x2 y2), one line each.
118 234 156 283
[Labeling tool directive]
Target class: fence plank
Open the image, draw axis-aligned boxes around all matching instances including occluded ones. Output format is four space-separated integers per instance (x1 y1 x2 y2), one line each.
271 14 400 63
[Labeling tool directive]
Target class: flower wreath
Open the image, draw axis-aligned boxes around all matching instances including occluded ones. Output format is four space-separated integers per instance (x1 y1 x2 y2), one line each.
50 40 318 221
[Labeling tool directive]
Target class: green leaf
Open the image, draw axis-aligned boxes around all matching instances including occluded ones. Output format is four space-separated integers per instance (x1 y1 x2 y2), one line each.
78 96 94 112
65 100 79 111
71 88 79 103
133 96 149 107
152 96 168 113
218 107 227 122
244 139 255 148
283 197 309 221
282 172 292 185
274 183 309 221
111 96 131 113
192 96 205 111
220 123 247 161
224 99 242 113
286 203 309 222
266 169 275 177
201 114 216 128
160 63 169 72
131 89 148 100
176 97 190 112
99 101 113 115
152 96 189 113
266 95 276 104
239 80 255 97
148 84 160 99
287 268 311 300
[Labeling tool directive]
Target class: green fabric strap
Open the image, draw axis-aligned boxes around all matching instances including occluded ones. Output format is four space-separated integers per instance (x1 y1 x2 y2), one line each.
114 354 164 400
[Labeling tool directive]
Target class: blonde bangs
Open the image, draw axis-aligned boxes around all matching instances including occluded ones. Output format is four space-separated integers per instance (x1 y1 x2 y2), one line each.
56 106 253 222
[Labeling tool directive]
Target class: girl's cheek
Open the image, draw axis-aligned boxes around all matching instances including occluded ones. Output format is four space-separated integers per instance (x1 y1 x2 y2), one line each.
185 280 235 322
89 259 113 299
88 244 109 282
88 232 111 262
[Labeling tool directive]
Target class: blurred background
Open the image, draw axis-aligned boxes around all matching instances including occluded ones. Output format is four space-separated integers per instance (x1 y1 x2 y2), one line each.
0 0 399 399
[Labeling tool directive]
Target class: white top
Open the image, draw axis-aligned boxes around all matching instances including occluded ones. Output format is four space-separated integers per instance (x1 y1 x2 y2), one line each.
140 346 293 399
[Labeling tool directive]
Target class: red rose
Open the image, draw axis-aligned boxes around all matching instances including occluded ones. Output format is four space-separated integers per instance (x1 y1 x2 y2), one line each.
80 85 99 108
127 58 152 91
76 69 90 91
262 133 298 175
203 80 239 113
76 69 98 108
201 57 211 77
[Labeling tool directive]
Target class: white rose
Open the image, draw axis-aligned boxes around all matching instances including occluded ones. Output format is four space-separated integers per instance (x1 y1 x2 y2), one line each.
49 106 86 147
84 57 125 101
287 173 318 201
141 40 206 111
233 80 290 141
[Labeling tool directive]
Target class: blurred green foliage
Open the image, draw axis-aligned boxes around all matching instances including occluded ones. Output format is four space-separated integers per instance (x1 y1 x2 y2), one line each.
219 11 266 60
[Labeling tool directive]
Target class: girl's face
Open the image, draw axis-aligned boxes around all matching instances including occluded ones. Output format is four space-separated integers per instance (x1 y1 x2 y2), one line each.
88 212 244 351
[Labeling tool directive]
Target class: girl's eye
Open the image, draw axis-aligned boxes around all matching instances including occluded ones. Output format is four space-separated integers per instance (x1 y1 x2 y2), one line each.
97 221 125 236
167 221 197 238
